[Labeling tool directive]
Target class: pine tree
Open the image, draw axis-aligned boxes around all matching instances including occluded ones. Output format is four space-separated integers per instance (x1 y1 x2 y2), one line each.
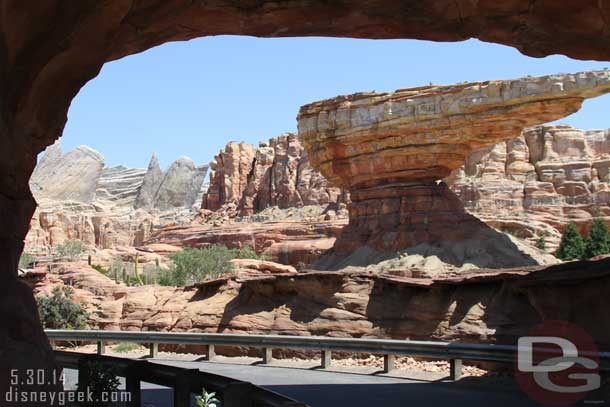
585 218 610 258
555 223 585 260
535 234 547 252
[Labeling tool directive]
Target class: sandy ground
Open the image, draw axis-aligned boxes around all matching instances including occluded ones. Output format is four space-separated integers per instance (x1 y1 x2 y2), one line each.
59 343 492 378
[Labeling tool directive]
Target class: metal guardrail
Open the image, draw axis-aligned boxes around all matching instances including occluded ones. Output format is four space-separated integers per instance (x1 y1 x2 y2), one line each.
46 329 610 381
54 351 307 407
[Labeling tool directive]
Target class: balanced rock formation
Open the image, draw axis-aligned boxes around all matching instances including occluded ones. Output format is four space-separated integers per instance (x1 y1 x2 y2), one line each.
298 70 610 269
8 1 610 394
26 143 208 251
202 134 344 216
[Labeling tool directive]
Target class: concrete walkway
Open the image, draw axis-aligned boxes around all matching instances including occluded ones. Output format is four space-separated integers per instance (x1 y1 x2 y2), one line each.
65 355 541 407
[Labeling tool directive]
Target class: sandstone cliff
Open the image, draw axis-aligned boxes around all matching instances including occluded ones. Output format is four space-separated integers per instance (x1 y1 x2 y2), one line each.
448 124 610 249
202 133 344 216
298 71 610 270
25 258 610 351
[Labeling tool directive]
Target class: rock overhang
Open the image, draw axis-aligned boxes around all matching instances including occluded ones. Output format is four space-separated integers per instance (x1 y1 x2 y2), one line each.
298 70 610 189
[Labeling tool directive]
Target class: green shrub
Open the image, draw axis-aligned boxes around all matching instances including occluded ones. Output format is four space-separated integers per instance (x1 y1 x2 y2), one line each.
56 239 85 261
18 252 35 269
585 218 610 258
91 264 108 275
37 287 88 329
535 234 547 252
167 245 235 286
555 223 586 261
112 342 140 353
234 245 269 260
196 387 220 407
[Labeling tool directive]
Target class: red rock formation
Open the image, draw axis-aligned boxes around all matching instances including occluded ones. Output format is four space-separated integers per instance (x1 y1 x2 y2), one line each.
5 2 610 394
26 259 610 350
448 125 610 249
144 219 346 267
203 134 343 216
298 71 610 268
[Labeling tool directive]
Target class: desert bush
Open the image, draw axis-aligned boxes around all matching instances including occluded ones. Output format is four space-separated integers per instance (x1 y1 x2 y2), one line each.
55 239 85 261
585 218 610 258
91 264 108 275
535 234 547 252
37 287 88 329
167 245 234 286
112 342 140 353
234 245 269 260
161 245 267 286
18 252 35 269
555 223 585 260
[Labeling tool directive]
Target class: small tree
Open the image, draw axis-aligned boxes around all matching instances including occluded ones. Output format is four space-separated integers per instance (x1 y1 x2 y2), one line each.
37 287 89 329
555 223 586 261
585 218 610 258
56 239 85 261
535 234 547 252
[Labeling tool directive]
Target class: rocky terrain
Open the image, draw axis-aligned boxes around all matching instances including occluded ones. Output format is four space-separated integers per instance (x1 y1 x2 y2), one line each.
448 124 610 250
298 70 610 270
26 141 208 252
202 133 345 217
23 257 610 351
6 1 610 390
148 124 610 271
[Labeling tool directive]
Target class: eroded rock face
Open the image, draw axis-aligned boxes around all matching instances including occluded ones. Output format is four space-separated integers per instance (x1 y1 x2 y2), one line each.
202 134 344 216
26 144 208 251
298 71 610 268
448 124 610 249
6 1 610 395
30 144 104 203
144 218 346 267
25 259 610 350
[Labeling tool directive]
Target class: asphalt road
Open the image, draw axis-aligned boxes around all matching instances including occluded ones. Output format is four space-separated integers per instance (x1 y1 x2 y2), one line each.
65 357 543 407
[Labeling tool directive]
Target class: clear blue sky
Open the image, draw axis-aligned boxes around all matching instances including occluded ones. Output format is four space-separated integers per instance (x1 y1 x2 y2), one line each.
60 36 610 169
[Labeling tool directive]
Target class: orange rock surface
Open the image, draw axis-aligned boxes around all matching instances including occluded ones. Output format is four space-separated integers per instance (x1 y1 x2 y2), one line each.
298 71 610 267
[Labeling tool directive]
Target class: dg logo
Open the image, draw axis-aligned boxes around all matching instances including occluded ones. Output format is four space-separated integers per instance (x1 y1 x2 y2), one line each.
515 320 603 406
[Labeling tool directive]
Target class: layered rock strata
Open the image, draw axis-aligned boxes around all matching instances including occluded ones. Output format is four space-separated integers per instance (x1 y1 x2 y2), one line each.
24 258 610 351
144 218 346 267
202 134 344 216
6 1 610 393
298 71 610 269
26 143 208 251
447 125 610 249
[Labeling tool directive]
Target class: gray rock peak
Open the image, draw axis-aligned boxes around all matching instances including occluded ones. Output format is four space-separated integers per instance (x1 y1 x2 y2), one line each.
30 142 105 203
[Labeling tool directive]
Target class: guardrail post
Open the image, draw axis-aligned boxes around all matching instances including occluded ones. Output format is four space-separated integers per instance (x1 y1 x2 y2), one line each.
149 343 158 358
321 350 332 369
383 354 395 373
450 358 462 381
97 340 106 355
49 340 56 350
262 347 273 364
222 382 253 407
204 344 215 361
